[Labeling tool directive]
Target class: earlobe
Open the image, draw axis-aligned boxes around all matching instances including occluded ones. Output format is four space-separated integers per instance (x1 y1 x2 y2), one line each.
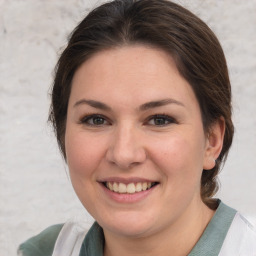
203 117 225 170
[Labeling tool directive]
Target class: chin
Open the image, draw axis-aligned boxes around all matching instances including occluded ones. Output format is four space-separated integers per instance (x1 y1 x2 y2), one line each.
97 210 157 238
104 222 153 238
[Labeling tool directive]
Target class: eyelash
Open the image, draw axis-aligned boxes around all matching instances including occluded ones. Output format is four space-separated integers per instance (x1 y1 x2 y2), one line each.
80 114 111 126
146 114 177 126
79 113 177 127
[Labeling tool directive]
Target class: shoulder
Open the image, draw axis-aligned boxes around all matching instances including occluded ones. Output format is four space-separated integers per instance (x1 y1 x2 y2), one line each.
18 224 64 256
235 213 256 248
219 212 256 255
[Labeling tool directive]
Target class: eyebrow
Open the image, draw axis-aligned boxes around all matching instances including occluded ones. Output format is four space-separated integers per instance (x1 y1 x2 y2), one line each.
73 99 112 111
73 98 185 111
139 98 185 111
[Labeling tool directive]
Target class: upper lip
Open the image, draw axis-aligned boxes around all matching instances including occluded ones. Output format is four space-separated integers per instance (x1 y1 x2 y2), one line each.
98 177 159 184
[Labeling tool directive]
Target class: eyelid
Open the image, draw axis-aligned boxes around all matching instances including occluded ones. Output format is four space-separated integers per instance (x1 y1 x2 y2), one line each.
145 114 177 126
79 113 111 126
79 113 176 127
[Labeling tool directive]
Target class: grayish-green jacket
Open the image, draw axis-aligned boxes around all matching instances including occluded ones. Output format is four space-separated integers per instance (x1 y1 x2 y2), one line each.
18 201 256 256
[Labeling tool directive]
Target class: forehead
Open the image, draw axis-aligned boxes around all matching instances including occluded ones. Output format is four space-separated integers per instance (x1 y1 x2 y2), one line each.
70 45 198 109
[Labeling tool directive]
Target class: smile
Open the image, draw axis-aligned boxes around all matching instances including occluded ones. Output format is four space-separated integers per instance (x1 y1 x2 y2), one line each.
103 181 158 194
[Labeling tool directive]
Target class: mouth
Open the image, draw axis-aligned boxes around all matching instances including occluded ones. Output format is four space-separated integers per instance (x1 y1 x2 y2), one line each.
102 181 159 194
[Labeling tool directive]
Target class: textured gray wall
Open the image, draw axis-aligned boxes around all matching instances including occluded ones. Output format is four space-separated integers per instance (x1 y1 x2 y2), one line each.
0 0 256 255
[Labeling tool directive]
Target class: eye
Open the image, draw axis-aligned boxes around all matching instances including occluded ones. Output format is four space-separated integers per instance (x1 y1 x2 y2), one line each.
80 114 110 126
146 114 176 126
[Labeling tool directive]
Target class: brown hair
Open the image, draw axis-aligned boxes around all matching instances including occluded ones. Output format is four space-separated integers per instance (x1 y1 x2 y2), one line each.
49 0 234 209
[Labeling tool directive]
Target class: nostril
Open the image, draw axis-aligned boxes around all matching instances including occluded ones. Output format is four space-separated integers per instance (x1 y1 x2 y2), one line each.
105 138 147 169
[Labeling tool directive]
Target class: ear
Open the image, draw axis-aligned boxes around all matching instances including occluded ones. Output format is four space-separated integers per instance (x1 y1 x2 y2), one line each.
203 117 225 170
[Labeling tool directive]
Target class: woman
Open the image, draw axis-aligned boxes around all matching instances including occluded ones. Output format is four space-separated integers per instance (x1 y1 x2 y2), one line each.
18 0 256 255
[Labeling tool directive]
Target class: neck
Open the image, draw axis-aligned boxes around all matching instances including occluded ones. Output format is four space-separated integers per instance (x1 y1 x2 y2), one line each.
103 200 215 256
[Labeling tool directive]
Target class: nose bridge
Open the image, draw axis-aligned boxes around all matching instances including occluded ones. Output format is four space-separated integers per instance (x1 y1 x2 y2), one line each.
106 121 146 169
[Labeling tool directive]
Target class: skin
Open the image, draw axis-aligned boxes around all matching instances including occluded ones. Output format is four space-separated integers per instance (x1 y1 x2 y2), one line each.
65 45 225 256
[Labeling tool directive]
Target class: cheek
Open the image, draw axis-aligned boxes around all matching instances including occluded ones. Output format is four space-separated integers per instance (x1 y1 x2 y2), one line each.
65 131 103 178
150 133 205 181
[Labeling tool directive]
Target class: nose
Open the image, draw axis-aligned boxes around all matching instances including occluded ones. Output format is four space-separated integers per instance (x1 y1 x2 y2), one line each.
106 124 147 169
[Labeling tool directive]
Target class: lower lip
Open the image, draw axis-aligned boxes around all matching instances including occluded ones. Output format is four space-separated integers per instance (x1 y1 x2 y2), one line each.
99 183 158 203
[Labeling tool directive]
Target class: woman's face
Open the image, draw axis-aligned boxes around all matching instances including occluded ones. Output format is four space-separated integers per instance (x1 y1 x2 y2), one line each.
65 45 215 238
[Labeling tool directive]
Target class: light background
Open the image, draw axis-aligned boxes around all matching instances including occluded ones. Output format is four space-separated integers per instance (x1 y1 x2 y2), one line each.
0 0 255 255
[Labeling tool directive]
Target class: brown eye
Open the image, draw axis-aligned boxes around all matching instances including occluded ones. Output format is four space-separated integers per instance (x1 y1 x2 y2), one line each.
81 114 110 126
154 117 167 125
147 115 176 126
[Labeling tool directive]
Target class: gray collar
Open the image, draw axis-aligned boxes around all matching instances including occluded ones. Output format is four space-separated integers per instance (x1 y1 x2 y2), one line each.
79 201 237 256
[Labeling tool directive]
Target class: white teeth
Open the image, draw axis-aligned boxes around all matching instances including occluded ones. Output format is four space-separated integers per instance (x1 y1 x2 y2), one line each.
119 183 127 193
108 182 113 191
127 183 136 193
142 182 147 191
106 181 156 194
135 182 142 192
113 182 119 192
